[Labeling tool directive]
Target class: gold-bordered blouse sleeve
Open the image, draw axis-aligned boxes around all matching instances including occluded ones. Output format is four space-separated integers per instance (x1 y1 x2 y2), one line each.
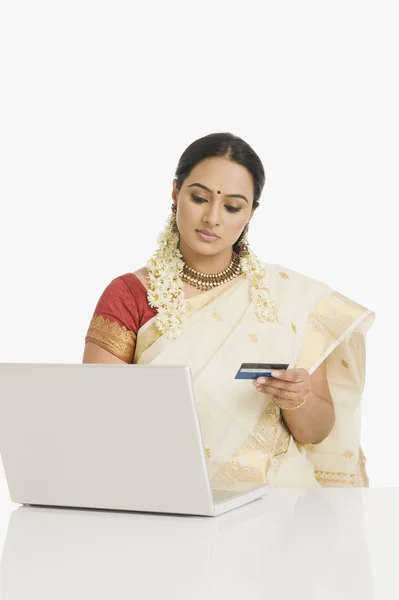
85 276 138 363
85 315 136 363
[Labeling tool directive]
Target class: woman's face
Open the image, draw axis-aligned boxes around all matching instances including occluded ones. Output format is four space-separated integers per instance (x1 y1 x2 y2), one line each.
172 157 255 257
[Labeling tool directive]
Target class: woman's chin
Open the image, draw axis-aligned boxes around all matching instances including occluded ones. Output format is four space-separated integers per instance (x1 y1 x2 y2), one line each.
179 234 231 258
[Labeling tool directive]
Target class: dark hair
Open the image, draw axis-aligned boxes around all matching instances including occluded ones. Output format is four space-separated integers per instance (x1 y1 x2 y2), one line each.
174 132 266 253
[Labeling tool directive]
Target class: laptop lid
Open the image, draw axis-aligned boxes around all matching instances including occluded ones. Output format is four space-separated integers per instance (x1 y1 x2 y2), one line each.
0 364 215 516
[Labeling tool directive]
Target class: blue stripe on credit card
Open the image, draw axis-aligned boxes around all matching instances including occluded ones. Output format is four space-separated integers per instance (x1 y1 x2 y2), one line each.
234 363 289 380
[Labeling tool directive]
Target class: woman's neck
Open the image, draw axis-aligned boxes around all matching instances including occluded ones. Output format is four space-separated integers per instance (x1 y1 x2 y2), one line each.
178 241 234 274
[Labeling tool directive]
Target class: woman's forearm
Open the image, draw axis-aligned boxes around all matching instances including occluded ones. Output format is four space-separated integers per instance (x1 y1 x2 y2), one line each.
280 392 335 445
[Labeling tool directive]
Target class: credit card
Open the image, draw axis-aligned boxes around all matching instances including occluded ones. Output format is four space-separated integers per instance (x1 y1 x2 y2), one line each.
235 362 289 380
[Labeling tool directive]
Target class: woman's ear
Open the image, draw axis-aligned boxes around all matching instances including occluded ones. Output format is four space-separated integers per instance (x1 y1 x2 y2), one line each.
171 178 179 203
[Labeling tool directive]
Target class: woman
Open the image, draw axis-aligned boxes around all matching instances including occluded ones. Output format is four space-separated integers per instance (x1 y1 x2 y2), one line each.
83 132 375 489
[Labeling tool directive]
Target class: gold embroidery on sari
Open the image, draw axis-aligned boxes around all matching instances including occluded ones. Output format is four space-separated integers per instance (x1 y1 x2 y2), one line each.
134 323 162 363
358 447 369 487
212 461 264 484
343 450 354 458
341 359 349 368
291 322 297 333
279 272 289 279
85 315 136 363
248 333 259 342
212 310 223 322
211 404 290 483
204 447 212 458
235 405 281 455
314 470 356 487
274 423 291 457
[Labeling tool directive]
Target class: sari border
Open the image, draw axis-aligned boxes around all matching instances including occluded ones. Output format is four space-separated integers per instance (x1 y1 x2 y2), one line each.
137 313 157 338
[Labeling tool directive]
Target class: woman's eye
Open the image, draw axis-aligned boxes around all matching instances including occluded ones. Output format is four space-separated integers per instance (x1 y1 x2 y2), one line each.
191 195 241 213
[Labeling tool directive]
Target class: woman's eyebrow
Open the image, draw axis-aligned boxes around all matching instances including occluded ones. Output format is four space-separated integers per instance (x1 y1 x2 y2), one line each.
188 182 248 203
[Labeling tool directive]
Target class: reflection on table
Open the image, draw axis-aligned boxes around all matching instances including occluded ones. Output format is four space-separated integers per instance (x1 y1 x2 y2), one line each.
1 487 398 599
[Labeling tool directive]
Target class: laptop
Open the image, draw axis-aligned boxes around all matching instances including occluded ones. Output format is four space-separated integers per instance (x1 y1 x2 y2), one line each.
0 363 267 516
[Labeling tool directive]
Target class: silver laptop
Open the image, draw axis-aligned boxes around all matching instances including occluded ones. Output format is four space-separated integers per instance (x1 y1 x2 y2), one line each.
0 363 267 516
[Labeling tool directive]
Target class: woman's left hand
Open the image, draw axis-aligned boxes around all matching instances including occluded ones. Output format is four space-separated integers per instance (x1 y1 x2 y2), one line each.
252 368 312 409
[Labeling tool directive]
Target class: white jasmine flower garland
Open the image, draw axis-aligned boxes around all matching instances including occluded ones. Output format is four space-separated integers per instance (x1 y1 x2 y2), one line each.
146 212 279 340
239 252 280 324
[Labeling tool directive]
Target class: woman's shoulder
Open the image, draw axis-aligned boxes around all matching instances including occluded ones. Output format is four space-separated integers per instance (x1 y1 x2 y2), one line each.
92 269 153 324
262 261 327 285
85 268 156 357
129 267 150 291
106 268 150 296
262 262 332 300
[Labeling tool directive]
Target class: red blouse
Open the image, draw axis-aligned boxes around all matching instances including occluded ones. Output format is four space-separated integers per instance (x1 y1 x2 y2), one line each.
85 273 157 363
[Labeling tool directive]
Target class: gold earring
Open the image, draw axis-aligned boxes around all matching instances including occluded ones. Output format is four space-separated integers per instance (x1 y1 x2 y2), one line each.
237 223 250 256
170 203 178 232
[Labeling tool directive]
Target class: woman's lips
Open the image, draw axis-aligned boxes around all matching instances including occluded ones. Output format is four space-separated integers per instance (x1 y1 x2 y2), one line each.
196 230 220 242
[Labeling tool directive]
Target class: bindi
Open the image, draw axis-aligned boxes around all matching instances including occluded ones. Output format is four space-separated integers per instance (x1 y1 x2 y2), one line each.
217 190 221 194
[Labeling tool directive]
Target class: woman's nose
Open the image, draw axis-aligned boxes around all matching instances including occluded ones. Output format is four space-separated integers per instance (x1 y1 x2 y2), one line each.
204 204 221 226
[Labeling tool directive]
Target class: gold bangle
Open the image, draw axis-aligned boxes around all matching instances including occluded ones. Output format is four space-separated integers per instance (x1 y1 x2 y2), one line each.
273 393 309 411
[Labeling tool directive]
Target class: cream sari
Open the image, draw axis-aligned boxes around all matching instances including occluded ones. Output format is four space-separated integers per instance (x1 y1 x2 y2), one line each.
134 264 375 490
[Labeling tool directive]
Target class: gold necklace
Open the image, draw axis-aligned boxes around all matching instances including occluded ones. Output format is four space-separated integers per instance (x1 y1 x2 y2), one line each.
181 251 242 290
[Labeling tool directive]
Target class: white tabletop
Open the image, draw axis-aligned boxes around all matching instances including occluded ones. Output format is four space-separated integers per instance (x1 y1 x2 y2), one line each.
0 487 398 599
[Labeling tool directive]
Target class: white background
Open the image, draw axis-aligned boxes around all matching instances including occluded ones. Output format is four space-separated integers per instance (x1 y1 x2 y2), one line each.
1 0 398 551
